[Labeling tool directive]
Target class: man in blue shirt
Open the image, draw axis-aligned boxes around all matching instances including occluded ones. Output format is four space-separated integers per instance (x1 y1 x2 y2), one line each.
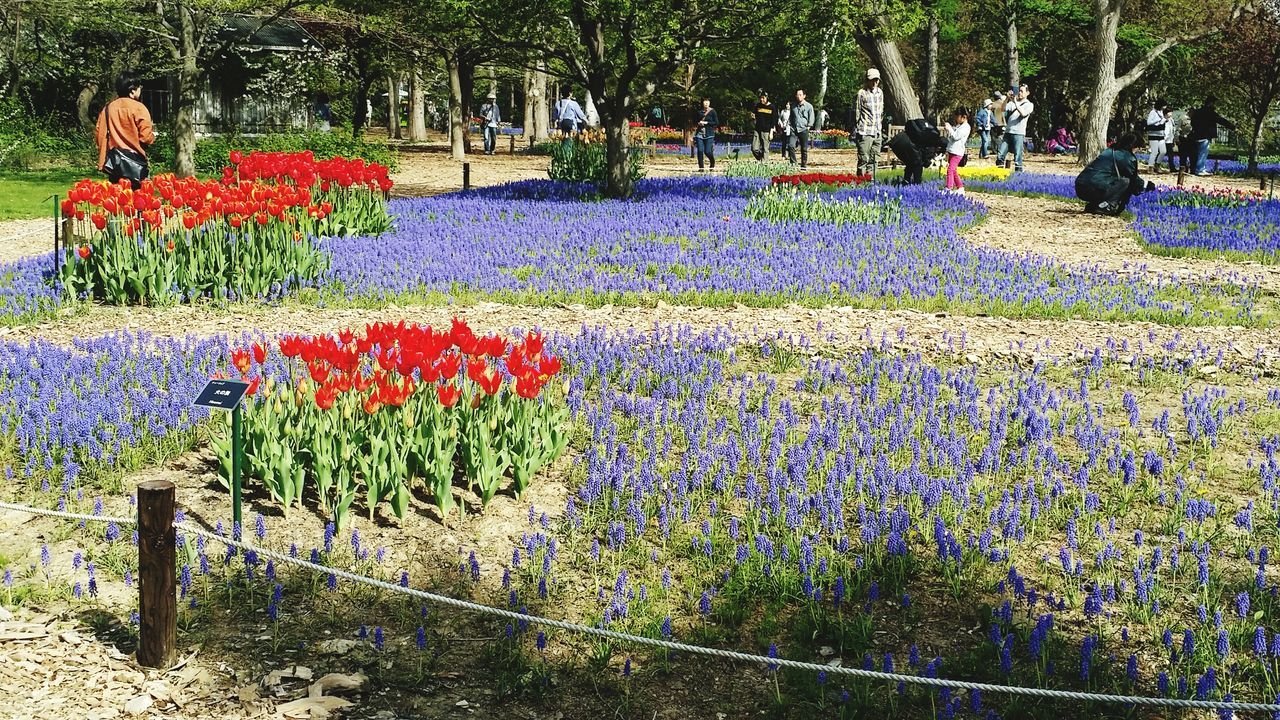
553 89 587 139
974 98 994 159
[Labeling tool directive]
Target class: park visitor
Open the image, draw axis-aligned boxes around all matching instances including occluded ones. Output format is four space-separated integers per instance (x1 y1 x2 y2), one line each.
1045 127 1077 154
95 72 155 190
1074 132 1155 216
1145 99 1172 172
480 93 501 155
855 69 884 177
989 92 1006 154
943 108 970 193
313 93 332 132
1170 108 1192 172
975 98 994 159
787 89 814 169
553 89 588 148
694 97 719 171
752 90 775 161
997 84 1033 172
1190 95 1235 176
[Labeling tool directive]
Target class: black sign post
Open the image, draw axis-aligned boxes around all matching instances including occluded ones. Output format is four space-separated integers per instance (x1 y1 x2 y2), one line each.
194 378 252 531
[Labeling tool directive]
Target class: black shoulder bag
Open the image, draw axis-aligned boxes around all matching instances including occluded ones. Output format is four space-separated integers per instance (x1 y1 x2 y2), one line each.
101 100 149 184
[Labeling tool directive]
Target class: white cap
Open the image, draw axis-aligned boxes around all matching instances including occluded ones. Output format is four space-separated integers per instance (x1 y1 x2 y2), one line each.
983 98 993 108
866 68 881 80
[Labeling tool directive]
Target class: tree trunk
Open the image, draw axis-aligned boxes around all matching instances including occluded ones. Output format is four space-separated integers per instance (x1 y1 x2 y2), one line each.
459 57 475 152
1249 112 1266 172
923 12 939 120
1005 0 1020 90
814 29 834 131
446 53 466 160
603 114 632 199
76 82 99 131
1079 6 1121 163
857 32 922 121
387 74 401 139
584 90 599 127
173 6 201 178
352 77 371 138
523 69 535 141
533 62 549 140
407 70 427 141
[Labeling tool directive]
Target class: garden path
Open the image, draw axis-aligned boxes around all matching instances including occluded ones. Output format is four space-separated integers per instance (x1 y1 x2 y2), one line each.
6 300 1277 369
966 190 1280 294
0 218 51 265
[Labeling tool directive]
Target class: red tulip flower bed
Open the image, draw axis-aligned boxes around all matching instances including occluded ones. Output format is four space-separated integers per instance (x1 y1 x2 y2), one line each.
58 151 393 306
213 319 568 528
771 172 873 190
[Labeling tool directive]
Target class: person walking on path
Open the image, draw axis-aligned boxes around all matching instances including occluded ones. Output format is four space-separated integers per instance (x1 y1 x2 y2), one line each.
752 91 775 161
1191 95 1235 176
943 108 970 193
1144 99 1171 172
694 97 719 171
974 98 994 159
989 92 1006 160
480 93 501 155
553 89 588 149
1170 108 1192 172
787 89 815 168
1074 132 1154 216
854 69 884 177
95 72 155 189
997 84 1033 172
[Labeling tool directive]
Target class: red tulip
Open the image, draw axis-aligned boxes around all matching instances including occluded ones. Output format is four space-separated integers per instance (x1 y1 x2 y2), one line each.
77 245 91 259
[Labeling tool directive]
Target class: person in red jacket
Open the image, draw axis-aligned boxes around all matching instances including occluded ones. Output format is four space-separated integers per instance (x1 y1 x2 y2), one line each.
95 73 155 188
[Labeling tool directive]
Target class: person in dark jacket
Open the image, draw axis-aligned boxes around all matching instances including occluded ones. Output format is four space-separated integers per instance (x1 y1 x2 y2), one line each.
1190 95 1236 176
752 91 775 161
694 97 719 171
1075 133 1154 216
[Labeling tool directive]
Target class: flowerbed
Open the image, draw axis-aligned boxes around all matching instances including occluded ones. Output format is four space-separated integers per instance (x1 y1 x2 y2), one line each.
56 151 392 306
5 325 1280 717
771 172 872 189
319 177 1257 325
216 319 567 527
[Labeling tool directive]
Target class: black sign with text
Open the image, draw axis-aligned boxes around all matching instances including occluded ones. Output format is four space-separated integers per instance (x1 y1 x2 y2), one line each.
193 379 251 411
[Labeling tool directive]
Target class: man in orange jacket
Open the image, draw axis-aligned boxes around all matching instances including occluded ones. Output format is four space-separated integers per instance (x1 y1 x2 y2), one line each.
95 73 155 188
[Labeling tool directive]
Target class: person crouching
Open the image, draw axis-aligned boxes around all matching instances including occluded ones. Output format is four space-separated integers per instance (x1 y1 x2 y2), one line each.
1074 132 1154 216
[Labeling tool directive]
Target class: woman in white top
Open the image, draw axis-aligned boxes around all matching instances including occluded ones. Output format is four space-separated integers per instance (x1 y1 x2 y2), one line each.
944 107 971 192
1145 99 1172 172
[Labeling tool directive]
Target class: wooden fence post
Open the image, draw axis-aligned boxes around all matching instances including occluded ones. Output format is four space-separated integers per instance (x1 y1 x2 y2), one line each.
137 480 176 669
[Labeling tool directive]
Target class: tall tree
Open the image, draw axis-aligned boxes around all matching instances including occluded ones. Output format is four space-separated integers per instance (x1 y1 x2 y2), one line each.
1203 8 1280 171
1077 0 1247 162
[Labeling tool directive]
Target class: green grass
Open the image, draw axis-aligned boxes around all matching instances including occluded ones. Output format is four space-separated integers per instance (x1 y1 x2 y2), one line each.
0 168 87 221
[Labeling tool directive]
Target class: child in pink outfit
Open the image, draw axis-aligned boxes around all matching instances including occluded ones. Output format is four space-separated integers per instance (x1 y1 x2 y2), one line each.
944 108 970 192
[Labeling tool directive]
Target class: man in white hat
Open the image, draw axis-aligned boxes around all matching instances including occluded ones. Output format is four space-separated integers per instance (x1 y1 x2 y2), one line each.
975 98 994 159
855 68 884 177
480 92 501 155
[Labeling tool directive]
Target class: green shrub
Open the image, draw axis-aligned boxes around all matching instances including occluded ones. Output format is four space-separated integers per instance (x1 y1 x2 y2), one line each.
0 99 93 170
547 140 645 187
150 130 397 175
722 159 793 178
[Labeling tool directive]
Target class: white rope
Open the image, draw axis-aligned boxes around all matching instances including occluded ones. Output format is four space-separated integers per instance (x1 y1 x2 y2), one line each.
0 500 133 526
180 522 1280 713
4 499 1277 712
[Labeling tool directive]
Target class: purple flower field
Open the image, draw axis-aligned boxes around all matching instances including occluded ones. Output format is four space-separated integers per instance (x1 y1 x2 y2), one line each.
317 178 1257 325
4 323 1280 715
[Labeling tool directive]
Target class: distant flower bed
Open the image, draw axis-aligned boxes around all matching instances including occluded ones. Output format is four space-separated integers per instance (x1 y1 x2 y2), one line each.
771 172 872 189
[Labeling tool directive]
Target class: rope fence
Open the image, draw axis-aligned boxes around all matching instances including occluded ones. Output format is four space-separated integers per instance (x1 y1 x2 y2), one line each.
3 495 1279 713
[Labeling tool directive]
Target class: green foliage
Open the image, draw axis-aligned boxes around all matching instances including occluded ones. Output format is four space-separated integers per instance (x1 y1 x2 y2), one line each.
547 140 645 187
722 159 793 178
0 99 94 170
0 169 87 221
149 131 397 176
744 185 904 225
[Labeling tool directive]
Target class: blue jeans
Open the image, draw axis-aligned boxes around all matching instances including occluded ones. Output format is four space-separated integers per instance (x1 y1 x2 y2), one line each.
483 126 498 154
998 133 1025 171
978 130 991 158
1194 139 1211 174
695 134 715 169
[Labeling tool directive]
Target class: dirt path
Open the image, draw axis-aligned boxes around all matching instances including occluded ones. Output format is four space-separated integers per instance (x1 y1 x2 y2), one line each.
0 218 52 265
966 191 1280 293
5 300 1276 369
